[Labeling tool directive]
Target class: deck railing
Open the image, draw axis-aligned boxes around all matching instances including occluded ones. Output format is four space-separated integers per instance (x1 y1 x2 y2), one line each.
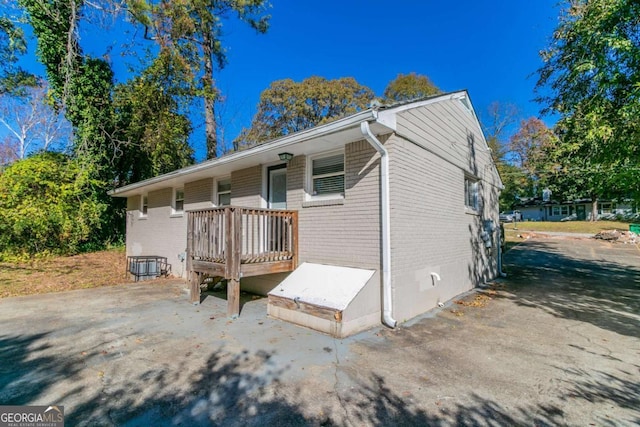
187 206 298 266
187 206 298 314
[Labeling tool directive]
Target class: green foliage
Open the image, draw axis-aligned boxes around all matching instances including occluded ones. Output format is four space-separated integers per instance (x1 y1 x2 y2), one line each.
18 0 81 99
125 0 271 158
383 72 441 102
537 0 640 208
66 57 116 178
0 152 108 258
0 15 36 94
235 76 375 147
497 163 531 211
113 62 194 184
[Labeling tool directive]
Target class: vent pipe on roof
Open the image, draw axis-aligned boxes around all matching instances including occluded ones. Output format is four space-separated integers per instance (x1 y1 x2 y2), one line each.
360 121 397 329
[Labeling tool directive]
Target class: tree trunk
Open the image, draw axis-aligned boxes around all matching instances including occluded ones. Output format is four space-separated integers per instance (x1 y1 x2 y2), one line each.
202 29 217 159
591 196 598 222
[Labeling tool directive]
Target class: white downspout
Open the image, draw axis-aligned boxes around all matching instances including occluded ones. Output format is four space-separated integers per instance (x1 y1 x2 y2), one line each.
360 121 397 328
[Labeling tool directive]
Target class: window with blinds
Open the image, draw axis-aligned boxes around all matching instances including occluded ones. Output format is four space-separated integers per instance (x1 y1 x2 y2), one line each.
311 153 344 196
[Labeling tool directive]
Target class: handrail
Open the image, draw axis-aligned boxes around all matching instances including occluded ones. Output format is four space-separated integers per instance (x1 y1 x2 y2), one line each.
187 206 298 267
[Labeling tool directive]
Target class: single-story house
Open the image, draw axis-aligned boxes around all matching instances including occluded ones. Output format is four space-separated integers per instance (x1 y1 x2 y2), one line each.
517 198 636 221
109 90 503 337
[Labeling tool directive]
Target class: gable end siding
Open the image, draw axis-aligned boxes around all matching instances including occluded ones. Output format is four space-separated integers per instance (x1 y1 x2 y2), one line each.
388 99 499 322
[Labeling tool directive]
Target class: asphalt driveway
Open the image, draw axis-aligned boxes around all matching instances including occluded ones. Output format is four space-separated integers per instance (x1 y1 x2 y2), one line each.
1 237 639 426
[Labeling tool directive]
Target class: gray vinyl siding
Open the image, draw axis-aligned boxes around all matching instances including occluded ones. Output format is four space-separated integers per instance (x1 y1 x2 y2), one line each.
388 98 500 321
286 140 381 270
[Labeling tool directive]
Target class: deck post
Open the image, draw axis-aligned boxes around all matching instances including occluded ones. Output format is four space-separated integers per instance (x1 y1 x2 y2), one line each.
187 213 200 304
224 208 242 318
190 272 201 304
227 279 240 318
187 206 297 314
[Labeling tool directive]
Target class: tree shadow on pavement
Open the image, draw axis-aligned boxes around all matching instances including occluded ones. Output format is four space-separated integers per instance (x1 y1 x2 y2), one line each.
0 333 88 404
556 366 640 412
1 331 572 427
341 374 565 427
501 239 640 338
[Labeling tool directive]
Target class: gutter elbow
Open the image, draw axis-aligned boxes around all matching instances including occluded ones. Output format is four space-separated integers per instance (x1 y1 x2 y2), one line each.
383 312 397 328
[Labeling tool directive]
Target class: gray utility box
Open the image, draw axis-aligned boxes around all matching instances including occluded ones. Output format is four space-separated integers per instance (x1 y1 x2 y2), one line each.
127 256 170 281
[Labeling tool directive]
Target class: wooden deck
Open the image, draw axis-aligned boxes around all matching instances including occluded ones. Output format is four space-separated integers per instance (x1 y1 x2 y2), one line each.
186 206 298 317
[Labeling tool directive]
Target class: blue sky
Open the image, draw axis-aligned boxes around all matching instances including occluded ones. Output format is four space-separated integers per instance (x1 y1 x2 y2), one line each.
18 0 562 161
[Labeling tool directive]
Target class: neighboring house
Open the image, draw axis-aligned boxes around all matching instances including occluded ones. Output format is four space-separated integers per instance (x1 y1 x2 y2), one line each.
109 91 503 337
517 198 636 221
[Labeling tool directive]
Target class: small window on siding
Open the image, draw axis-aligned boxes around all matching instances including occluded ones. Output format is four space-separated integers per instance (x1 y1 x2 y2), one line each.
311 152 344 197
140 195 148 218
553 205 569 216
598 203 613 214
464 177 479 211
217 178 231 206
173 188 184 214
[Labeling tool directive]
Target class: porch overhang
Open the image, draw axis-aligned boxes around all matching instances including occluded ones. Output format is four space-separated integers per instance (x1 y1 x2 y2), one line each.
108 110 395 198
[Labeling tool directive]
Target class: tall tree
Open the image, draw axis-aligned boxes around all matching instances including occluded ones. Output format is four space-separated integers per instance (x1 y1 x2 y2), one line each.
126 0 270 159
0 83 72 159
19 0 117 177
483 102 519 164
19 0 124 245
537 0 640 219
509 118 557 181
481 102 526 210
234 76 375 148
113 56 194 185
383 72 441 103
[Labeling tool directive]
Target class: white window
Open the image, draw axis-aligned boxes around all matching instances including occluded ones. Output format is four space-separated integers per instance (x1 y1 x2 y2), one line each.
464 177 479 211
140 194 148 218
552 206 569 216
216 178 231 206
598 203 613 214
173 188 184 214
308 151 345 199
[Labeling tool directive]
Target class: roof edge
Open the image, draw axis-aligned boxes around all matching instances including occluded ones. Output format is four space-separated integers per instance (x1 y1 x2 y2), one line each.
108 109 377 197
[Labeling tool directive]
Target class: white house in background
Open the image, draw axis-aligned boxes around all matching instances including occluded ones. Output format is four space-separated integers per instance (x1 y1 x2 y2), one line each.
517 198 636 221
109 90 503 337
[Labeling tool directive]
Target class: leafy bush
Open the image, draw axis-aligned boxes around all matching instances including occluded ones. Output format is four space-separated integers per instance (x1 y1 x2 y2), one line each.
0 152 108 258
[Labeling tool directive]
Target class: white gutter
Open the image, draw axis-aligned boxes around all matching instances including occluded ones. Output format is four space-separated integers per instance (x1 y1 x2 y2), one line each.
360 121 397 329
108 109 377 197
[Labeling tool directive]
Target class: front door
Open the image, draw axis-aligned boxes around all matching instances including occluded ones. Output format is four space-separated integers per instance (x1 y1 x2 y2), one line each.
576 205 586 220
268 164 287 209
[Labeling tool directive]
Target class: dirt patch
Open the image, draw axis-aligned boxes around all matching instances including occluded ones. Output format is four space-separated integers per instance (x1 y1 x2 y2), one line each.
593 229 639 244
0 248 132 298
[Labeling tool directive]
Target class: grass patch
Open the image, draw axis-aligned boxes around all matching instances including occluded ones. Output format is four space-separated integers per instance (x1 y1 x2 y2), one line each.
502 220 631 234
0 247 129 298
